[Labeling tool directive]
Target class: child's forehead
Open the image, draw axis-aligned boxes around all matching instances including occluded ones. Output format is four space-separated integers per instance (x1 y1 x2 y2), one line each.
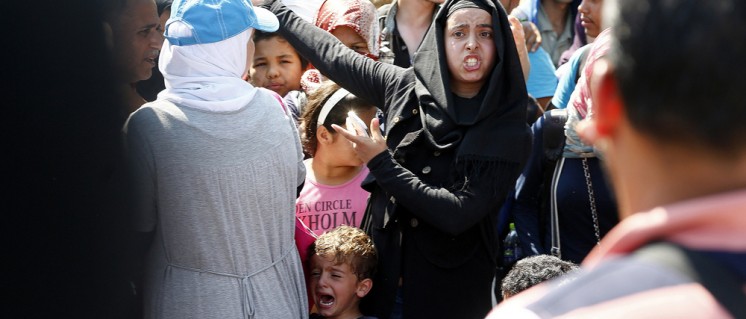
253 38 301 58
311 254 353 270
254 38 298 53
256 35 291 46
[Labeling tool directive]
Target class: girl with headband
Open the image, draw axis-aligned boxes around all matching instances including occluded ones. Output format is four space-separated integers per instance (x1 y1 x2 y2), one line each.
296 81 379 237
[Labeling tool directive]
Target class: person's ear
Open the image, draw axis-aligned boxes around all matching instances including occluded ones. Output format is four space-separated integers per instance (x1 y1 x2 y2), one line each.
592 59 623 138
577 59 624 146
356 278 373 298
317 126 333 145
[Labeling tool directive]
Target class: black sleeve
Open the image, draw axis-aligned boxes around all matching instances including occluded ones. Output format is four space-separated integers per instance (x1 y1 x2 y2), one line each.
511 117 549 255
366 151 513 236
268 0 404 111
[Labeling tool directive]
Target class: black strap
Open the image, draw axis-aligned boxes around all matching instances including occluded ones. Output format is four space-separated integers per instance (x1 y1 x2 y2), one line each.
542 109 568 164
635 242 746 318
538 109 568 256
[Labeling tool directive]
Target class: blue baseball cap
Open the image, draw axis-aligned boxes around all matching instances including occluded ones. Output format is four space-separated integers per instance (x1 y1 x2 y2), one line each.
165 0 279 46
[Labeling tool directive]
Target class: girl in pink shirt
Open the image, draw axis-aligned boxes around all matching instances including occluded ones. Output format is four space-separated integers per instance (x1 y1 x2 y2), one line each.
296 81 379 236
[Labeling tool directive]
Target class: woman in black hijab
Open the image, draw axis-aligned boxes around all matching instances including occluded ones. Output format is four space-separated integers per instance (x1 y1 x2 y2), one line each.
265 0 530 317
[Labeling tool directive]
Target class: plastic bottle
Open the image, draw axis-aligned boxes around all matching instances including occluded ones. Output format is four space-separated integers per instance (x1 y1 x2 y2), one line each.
503 222 523 266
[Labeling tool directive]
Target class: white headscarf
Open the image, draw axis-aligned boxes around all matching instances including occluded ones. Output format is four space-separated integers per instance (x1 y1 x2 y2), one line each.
157 24 257 112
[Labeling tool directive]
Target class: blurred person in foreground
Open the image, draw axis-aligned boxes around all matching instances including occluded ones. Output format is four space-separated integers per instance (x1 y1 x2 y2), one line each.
5 0 135 317
487 0 746 317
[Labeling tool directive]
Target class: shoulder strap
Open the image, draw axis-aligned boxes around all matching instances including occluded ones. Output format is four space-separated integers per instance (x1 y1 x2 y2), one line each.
377 4 396 64
635 241 746 318
542 109 567 258
541 109 568 258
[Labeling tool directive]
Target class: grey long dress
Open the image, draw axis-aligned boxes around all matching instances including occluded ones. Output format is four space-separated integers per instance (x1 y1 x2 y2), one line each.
125 90 308 319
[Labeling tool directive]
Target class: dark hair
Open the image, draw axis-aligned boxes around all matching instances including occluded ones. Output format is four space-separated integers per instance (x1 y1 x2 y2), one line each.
609 0 746 155
308 225 378 280
526 94 541 124
155 0 173 16
253 30 310 70
101 0 130 22
501 255 578 298
300 81 375 157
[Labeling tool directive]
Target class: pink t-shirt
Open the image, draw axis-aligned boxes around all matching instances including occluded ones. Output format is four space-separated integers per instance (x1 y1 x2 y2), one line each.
296 165 371 236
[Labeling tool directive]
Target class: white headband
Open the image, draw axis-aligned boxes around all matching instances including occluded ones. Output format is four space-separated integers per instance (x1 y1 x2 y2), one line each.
317 88 350 127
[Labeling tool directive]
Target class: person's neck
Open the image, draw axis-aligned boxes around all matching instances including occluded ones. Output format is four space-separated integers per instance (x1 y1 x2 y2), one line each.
541 0 570 34
609 121 746 219
451 81 483 99
395 0 437 56
308 156 363 186
396 0 437 27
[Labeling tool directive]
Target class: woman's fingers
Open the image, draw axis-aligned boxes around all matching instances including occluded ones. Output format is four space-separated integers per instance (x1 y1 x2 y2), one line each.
331 123 362 143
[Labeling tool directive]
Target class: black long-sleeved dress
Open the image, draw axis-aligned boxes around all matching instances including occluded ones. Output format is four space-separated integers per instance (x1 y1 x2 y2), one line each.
268 0 530 317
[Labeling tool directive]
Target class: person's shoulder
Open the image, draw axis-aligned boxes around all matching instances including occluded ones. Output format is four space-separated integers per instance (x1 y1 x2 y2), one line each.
255 87 280 101
254 87 288 109
127 100 178 123
377 3 392 17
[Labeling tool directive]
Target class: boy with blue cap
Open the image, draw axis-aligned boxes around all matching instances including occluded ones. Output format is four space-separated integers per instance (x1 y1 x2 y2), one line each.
123 0 309 318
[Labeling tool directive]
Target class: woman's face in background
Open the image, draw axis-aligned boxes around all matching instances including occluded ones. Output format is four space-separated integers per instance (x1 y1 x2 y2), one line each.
332 26 371 56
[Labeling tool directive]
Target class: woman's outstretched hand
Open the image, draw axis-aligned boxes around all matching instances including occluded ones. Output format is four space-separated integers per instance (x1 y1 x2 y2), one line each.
332 117 388 163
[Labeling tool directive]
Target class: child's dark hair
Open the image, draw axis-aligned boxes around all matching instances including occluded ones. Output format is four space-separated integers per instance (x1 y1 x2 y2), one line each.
308 225 377 280
501 255 578 298
253 30 309 70
300 81 375 157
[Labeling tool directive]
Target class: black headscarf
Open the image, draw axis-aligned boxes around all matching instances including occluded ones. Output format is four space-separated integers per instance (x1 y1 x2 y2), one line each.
412 0 530 185
446 0 489 17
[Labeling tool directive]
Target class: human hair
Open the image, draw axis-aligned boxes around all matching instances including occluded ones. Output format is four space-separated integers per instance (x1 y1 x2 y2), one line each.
253 30 309 70
309 225 378 281
501 255 578 298
102 0 152 23
300 81 375 157
526 94 541 124
607 0 746 155
155 0 172 16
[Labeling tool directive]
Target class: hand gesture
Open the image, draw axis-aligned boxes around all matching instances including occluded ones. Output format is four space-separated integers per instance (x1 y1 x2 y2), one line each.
332 117 388 163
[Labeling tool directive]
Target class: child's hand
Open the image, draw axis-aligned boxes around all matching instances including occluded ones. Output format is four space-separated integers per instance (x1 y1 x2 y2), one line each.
332 118 387 163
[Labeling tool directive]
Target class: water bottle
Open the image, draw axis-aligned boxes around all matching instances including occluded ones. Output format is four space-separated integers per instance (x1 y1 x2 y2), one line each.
503 223 522 266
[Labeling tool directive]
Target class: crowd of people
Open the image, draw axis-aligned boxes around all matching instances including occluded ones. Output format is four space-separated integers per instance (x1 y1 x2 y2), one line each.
9 0 746 318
